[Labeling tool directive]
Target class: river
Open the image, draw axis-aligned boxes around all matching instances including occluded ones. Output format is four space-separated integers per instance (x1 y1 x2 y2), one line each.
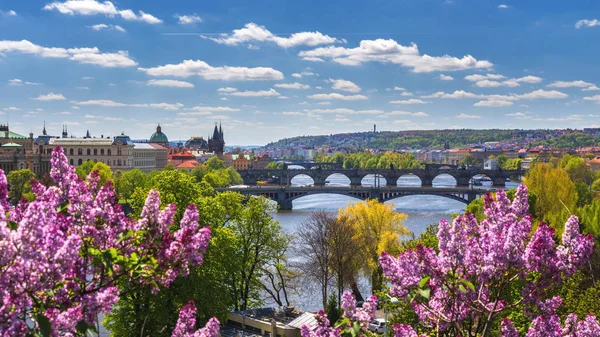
267 169 520 310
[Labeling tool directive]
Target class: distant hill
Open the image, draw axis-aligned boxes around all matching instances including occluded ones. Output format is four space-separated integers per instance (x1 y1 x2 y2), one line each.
265 129 558 150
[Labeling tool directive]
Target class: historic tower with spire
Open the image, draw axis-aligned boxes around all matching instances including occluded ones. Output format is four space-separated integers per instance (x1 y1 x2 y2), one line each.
208 122 225 155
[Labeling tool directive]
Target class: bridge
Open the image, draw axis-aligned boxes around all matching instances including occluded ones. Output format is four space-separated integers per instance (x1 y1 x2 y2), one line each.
217 186 494 210
238 167 525 187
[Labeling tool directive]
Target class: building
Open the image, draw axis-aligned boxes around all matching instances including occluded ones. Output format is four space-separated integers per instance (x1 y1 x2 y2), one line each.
185 136 209 151
484 157 499 170
132 143 169 173
149 124 169 148
208 123 225 155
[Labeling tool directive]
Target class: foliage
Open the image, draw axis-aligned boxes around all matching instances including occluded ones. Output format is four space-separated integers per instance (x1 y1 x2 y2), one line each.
379 185 595 337
6 168 35 203
339 200 410 293
524 163 577 232
114 168 148 202
0 148 214 336
313 151 424 169
75 160 113 186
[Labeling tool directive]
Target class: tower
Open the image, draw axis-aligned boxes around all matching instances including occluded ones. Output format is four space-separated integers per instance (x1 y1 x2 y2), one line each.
208 122 225 155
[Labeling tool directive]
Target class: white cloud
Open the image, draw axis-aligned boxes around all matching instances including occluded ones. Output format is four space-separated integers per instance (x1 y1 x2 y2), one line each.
0 40 137 67
229 88 280 97
456 113 481 119
176 14 202 24
73 99 183 110
473 99 513 107
8 78 40 85
326 78 361 92
576 19 600 28
203 22 341 48
548 80 599 91
43 0 162 24
87 23 126 32
147 79 194 88
308 93 368 100
274 82 310 89
438 74 454 81
389 99 428 104
517 89 567 99
388 110 429 117
306 108 382 115
498 4 510 9
33 93 66 101
217 87 237 93
299 39 492 72
138 59 283 81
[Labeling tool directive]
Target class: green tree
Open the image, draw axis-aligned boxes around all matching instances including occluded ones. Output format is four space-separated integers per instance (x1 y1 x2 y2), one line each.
6 169 35 203
524 163 577 232
205 156 226 171
115 169 148 202
76 161 113 186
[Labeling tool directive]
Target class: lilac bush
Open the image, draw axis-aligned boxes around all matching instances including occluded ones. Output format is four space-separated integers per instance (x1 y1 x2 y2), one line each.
380 185 596 337
0 147 216 336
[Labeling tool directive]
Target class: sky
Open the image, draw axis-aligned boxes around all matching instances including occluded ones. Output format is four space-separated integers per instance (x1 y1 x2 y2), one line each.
1 0 600 145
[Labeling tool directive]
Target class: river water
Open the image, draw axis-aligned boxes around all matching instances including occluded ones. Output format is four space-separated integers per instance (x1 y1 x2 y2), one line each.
268 169 520 310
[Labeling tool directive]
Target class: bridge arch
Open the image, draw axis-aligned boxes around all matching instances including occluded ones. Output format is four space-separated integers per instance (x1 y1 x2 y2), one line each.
290 174 315 186
361 174 387 187
396 173 422 187
324 173 351 186
433 173 458 187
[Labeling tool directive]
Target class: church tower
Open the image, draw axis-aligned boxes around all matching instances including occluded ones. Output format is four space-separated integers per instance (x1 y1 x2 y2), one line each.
208 122 225 155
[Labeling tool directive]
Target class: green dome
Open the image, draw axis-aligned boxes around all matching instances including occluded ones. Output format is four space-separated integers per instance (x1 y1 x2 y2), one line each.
150 125 169 144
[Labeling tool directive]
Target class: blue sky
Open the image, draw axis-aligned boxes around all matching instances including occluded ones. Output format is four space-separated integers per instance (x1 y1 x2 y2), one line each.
1 0 600 145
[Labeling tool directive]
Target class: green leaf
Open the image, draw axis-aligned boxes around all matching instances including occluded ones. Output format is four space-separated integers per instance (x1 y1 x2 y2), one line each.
7 220 17 230
36 314 51 337
418 288 431 300
460 279 476 293
419 276 430 288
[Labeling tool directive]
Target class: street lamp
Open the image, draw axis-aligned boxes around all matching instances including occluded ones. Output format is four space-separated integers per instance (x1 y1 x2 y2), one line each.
384 294 399 337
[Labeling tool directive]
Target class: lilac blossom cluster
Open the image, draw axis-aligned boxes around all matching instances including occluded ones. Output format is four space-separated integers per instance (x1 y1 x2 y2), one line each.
0 147 214 335
380 185 596 336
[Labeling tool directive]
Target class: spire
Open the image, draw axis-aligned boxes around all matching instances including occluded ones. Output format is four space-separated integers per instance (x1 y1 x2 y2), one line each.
212 123 219 140
42 121 47 136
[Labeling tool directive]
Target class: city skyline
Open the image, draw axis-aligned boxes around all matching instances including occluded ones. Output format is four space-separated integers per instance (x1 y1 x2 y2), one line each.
2 0 600 145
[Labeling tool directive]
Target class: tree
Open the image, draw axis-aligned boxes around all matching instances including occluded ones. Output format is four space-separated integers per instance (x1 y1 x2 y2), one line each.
6 168 35 203
460 154 478 166
0 148 214 336
329 213 362 305
75 160 113 186
205 156 226 171
524 163 578 233
226 196 287 310
338 200 410 293
114 168 148 202
296 211 335 309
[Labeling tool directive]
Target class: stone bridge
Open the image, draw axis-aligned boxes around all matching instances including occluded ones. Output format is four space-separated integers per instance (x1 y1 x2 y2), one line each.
217 186 492 210
238 168 524 187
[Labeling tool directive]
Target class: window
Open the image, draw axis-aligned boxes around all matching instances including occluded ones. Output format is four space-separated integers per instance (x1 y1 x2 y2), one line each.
87 148 91 155
77 159 82 165
94 149 97 155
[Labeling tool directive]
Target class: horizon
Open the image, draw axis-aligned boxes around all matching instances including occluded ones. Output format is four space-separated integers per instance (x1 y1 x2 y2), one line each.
2 1 600 145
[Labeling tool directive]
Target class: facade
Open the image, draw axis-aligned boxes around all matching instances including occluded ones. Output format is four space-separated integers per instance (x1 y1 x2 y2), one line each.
208 123 225 155
132 143 169 173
